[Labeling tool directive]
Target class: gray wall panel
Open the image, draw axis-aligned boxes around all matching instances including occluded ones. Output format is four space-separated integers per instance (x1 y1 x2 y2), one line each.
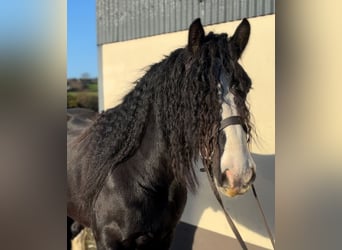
97 0 275 45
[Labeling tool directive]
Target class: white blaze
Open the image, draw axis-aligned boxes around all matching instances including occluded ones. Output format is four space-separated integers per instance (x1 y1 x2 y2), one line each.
221 92 256 182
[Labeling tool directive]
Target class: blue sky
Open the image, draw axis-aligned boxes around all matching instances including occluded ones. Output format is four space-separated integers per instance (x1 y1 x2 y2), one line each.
67 0 98 78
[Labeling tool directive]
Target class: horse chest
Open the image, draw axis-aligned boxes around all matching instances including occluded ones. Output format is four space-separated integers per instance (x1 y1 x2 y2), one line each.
94 177 187 245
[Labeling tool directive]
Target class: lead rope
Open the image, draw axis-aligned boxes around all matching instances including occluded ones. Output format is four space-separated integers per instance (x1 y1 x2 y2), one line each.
216 116 275 249
251 184 275 249
202 158 248 250
204 160 276 250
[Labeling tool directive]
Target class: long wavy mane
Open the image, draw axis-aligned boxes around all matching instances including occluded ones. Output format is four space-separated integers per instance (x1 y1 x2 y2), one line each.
70 19 253 208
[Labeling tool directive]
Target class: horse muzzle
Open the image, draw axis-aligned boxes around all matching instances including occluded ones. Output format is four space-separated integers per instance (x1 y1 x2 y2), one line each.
219 168 256 197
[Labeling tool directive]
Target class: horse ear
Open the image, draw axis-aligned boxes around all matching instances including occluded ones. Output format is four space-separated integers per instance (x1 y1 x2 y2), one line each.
188 18 205 53
230 18 250 60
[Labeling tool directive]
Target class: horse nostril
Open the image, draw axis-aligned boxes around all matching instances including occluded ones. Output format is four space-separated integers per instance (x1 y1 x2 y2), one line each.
244 167 256 185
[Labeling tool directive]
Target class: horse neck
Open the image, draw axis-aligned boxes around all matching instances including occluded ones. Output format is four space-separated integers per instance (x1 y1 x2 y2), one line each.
110 106 175 189
138 107 171 172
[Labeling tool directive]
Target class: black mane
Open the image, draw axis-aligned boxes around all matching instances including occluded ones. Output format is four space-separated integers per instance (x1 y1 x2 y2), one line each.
69 31 253 208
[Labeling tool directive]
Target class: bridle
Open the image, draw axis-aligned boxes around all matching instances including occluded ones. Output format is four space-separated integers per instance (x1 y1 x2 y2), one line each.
200 115 275 250
220 116 248 133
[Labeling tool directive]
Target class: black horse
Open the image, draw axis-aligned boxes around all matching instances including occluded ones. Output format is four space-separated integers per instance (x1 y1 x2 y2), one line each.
68 18 255 250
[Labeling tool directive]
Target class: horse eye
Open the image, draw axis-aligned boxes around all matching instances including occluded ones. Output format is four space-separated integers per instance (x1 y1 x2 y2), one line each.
230 84 237 91
231 82 239 90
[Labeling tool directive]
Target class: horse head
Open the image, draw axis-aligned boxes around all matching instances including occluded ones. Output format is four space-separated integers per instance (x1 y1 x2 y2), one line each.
188 18 256 197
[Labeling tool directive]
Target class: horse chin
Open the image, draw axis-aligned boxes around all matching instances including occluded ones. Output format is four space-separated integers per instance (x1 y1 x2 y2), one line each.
218 185 250 197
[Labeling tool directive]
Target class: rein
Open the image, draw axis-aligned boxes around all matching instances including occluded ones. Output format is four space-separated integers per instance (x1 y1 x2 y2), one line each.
201 116 275 250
